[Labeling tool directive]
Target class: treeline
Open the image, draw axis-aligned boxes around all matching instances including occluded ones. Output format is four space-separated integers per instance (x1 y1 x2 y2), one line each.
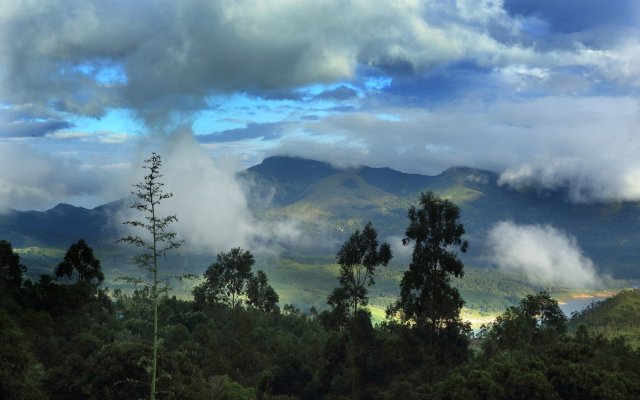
1 238 640 399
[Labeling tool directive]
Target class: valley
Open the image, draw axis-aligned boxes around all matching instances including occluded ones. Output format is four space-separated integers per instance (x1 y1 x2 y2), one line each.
4 156 640 326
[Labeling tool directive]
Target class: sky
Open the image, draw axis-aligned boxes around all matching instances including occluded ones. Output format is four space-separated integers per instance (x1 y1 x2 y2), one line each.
2 0 640 211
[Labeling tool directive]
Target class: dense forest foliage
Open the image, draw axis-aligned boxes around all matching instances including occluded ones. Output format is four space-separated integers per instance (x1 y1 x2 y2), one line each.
2 237 640 399
2 196 640 399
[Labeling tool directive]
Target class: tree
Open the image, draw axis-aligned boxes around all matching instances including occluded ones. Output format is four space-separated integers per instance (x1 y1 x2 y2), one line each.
481 291 567 354
118 153 183 400
330 222 392 317
389 192 468 338
55 239 104 286
193 247 254 310
246 270 280 313
0 240 26 294
0 309 43 399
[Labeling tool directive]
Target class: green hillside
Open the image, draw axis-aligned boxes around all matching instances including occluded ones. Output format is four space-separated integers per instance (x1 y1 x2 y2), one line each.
568 289 640 347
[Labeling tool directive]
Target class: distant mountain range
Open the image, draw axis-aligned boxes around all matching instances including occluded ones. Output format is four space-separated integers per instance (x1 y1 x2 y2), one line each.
245 157 640 278
2 156 640 279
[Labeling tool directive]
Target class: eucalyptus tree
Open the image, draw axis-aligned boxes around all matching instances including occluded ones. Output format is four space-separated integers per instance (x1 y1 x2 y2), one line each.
193 247 254 310
246 270 280 313
55 239 104 287
193 247 279 313
389 192 469 340
118 153 184 400
329 222 392 316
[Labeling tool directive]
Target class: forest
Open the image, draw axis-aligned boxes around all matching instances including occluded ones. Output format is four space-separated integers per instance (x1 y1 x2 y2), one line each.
1 155 640 400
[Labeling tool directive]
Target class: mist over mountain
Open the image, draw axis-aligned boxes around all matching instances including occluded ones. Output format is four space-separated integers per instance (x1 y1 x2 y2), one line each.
245 156 640 279
2 156 640 280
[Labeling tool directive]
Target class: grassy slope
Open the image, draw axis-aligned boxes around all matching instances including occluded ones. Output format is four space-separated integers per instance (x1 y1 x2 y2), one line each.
568 289 640 347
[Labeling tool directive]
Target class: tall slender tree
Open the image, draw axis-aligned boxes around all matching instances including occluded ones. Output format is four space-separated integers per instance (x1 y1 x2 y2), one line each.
330 222 392 316
389 192 468 339
119 153 183 400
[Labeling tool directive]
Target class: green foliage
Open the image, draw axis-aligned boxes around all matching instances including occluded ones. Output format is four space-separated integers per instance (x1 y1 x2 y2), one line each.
2 241 640 400
568 289 640 347
194 247 255 310
0 239 26 295
390 192 469 339
88 341 150 400
55 238 104 286
330 222 392 316
208 375 255 400
194 248 280 313
481 291 567 354
0 309 44 399
247 270 280 313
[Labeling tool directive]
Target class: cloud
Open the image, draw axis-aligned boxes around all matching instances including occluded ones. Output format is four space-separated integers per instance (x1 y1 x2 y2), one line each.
272 95 640 202
0 108 74 138
315 85 359 101
0 0 609 126
118 129 301 254
1 0 640 210
504 0 639 36
0 142 130 212
198 122 286 143
46 130 134 144
488 221 601 288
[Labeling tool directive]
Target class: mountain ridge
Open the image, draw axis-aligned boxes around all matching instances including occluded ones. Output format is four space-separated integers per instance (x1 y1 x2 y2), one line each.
2 156 640 279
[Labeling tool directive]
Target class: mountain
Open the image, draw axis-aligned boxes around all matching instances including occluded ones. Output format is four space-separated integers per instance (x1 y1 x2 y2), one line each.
2 156 640 280
0 201 122 248
246 157 640 279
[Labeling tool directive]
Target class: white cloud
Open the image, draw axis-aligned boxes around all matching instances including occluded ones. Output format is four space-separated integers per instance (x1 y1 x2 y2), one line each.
117 129 302 254
0 0 598 126
0 142 130 211
46 130 134 144
274 95 640 202
579 41 640 86
488 221 601 288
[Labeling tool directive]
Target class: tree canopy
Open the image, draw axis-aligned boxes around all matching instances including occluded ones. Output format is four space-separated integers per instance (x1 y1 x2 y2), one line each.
390 192 469 339
55 239 104 286
329 222 392 317
0 240 25 293
193 247 279 313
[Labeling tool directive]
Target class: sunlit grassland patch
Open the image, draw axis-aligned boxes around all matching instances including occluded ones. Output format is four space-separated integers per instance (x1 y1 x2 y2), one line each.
439 184 483 203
